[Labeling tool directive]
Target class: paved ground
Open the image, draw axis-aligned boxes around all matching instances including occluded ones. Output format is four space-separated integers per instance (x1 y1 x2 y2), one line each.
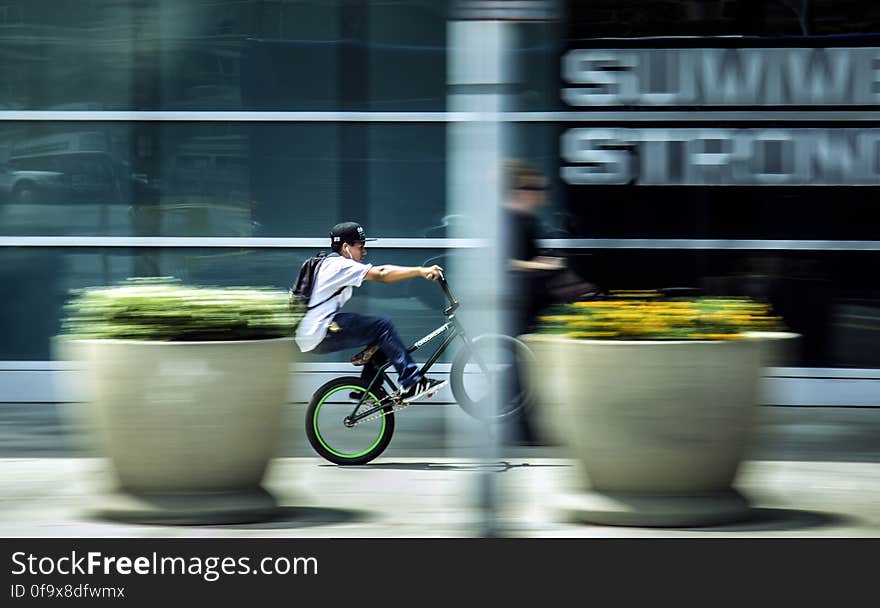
0 457 878 538
2 401 880 462
1 403 878 537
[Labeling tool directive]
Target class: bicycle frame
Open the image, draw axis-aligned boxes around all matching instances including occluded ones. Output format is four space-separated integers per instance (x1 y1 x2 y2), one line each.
344 274 473 426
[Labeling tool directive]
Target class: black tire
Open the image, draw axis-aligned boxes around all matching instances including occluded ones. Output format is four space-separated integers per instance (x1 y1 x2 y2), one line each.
450 333 535 422
305 377 395 465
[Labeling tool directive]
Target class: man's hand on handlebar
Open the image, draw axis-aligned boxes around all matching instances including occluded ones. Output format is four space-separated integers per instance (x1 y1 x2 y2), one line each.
420 264 444 281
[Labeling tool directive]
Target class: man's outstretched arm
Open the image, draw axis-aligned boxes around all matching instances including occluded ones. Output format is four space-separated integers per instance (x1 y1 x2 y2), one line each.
509 256 565 272
365 264 443 283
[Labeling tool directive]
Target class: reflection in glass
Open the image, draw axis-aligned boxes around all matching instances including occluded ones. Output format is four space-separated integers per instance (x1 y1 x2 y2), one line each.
0 0 450 111
0 122 448 238
0 247 455 362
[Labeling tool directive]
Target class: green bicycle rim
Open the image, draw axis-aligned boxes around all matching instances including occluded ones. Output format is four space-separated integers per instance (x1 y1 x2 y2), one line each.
313 385 386 459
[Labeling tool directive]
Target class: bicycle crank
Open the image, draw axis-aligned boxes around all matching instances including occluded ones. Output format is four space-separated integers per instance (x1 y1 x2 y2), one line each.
346 389 441 427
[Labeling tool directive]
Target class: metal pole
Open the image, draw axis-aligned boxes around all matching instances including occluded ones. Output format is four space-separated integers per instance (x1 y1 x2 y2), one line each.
447 12 511 538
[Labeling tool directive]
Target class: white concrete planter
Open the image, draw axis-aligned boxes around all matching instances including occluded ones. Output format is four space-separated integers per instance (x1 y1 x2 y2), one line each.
743 331 802 367
522 334 763 527
55 337 295 524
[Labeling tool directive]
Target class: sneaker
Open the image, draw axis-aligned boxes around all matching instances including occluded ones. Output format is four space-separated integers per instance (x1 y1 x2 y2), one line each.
395 378 448 404
351 342 381 367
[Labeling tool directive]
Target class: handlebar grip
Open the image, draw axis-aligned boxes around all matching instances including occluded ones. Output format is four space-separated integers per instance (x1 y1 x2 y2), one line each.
436 271 459 315
439 275 453 299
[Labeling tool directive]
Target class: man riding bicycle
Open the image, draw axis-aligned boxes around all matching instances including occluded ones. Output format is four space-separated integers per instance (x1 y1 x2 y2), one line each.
294 221 448 403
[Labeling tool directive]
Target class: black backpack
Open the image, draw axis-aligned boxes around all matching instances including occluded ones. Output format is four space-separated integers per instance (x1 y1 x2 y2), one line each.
289 252 344 310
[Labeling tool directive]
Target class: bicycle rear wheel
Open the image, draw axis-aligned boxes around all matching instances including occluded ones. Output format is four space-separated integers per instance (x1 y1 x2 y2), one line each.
305 377 394 465
450 333 535 422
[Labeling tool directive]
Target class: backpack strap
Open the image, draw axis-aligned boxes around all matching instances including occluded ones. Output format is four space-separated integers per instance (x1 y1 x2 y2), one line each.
307 286 345 310
306 251 345 309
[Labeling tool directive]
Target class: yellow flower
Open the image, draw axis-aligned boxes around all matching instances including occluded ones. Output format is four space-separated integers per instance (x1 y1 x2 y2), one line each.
539 293 785 340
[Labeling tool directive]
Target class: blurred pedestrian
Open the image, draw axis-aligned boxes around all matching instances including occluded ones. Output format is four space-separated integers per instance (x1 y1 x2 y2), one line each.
500 160 599 445
499 160 563 445
502 160 567 334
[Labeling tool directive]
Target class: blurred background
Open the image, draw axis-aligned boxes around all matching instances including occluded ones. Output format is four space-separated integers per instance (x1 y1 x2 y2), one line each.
1 0 879 533
2 0 879 367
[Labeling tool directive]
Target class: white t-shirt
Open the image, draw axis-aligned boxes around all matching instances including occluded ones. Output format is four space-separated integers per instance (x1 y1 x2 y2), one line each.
294 255 373 352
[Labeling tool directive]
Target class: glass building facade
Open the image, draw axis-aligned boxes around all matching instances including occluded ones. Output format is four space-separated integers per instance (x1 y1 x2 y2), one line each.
1 0 879 386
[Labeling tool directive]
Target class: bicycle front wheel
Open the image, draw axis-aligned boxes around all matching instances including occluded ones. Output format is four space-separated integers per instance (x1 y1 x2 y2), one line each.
450 333 535 422
305 377 395 465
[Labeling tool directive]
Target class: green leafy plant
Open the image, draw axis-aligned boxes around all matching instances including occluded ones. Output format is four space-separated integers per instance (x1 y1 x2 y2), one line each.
538 290 786 340
61 278 304 342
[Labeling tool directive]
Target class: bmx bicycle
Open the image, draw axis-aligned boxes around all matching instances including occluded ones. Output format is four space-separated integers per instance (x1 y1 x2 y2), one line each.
305 271 534 465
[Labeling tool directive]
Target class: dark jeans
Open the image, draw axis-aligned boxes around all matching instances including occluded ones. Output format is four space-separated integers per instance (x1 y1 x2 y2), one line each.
312 313 421 389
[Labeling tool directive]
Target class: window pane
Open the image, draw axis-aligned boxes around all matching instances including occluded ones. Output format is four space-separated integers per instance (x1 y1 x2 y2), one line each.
0 247 455 362
0 122 446 237
0 0 449 111
567 1 808 38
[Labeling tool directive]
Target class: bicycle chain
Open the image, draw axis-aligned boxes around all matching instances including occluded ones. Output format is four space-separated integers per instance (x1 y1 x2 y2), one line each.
348 398 409 426
348 388 442 426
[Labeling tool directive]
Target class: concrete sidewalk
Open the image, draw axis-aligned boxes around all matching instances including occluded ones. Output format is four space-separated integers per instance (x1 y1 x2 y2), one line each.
1 456 878 537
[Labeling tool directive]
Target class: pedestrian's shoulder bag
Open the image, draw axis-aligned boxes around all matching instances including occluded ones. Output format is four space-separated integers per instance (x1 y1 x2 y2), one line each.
542 269 602 304
289 251 344 310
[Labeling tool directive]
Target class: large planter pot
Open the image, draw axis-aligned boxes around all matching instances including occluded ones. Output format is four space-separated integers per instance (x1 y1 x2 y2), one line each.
54 337 295 524
522 334 763 527
743 331 802 367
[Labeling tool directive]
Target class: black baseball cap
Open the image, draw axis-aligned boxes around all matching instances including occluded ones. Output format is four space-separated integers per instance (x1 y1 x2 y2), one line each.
329 221 376 250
